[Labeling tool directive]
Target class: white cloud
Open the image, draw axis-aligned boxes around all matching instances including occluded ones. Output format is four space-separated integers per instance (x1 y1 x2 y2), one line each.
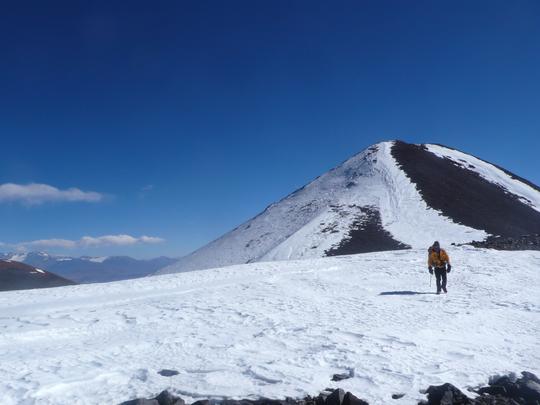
139 236 164 244
0 183 103 205
22 239 78 249
80 234 164 247
7 234 165 251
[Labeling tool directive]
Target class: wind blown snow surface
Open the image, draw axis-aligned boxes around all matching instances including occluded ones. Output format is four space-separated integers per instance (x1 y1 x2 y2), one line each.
0 247 538 405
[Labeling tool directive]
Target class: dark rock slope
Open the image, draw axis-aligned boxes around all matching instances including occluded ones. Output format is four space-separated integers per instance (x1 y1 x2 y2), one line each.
0 260 76 292
325 206 410 256
391 141 540 237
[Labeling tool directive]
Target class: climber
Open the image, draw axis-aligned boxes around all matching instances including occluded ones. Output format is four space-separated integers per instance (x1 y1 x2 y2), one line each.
428 241 451 294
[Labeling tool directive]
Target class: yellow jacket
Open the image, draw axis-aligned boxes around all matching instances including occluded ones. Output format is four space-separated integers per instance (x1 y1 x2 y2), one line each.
428 249 450 268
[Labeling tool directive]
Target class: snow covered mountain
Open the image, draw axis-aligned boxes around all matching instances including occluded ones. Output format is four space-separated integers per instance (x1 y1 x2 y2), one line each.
0 259 75 291
158 140 540 274
0 252 177 283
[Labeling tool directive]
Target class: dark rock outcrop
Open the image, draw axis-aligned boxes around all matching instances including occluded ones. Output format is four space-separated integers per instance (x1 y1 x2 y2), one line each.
325 389 346 405
477 372 540 405
119 389 369 405
419 371 540 404
422 383 472 404
156 391 185 405
158 369 180 377
121 398 160 405
331 370 354 382
191 400 210 405
119 372 540 405
466 235 540 251
119 390 184 405
332 374 350 382
342 392 368 405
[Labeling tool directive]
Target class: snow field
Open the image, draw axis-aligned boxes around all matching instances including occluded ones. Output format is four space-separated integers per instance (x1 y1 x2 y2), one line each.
0 247 539 405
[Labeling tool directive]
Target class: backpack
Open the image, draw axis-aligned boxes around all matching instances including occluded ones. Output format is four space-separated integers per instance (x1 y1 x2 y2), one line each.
428 246 446 267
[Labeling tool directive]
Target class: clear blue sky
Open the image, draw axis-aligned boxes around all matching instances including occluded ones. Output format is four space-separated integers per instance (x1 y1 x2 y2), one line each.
1 0 539 258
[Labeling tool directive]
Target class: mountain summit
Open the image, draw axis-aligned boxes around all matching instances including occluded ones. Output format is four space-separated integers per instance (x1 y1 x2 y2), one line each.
158 141 540 274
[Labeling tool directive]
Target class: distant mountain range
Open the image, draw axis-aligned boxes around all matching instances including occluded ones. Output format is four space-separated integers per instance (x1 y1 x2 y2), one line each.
157 140 540 275
0 259 76 291
0 252 178 283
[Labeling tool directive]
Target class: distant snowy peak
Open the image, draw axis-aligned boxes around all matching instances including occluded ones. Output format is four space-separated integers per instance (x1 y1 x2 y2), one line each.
4 253 28 262
0 253 178 284
157 141 540 275
81 256 109 263
2 252 109 263
1 251 59 263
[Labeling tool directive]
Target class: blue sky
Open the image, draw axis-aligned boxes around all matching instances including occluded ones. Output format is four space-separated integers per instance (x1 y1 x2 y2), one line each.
1 0 539 258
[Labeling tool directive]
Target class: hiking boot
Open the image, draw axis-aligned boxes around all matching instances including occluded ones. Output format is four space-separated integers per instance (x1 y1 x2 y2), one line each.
442 287 447 293
436 290 441 295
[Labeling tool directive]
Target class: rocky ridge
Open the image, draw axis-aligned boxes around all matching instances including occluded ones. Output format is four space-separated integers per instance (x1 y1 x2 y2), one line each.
465 234 540 251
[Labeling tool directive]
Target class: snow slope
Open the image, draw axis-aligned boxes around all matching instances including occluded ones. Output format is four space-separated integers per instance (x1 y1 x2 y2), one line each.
159 142 488 274
1 247 538 405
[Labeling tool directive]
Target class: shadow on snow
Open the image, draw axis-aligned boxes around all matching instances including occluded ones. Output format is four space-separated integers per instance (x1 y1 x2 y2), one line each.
379 290 438 296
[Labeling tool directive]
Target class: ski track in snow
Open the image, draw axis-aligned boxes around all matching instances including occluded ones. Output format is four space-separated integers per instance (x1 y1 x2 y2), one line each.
0 247 539 405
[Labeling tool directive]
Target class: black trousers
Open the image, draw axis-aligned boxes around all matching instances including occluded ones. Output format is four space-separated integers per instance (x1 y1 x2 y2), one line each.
434 267 447 292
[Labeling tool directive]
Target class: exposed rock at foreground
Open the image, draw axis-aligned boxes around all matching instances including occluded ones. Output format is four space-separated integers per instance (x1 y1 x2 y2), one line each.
119 371 540 405
119 388 367 405
421 371 540 404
